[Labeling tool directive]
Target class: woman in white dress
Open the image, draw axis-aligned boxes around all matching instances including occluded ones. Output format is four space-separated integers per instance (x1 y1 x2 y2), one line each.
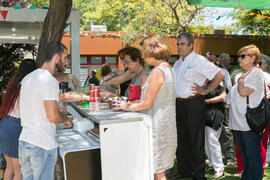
119 36 177 180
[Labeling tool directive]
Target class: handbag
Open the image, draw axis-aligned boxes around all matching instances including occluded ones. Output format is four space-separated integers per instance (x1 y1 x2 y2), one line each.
128 84 141 101
246 83 270 134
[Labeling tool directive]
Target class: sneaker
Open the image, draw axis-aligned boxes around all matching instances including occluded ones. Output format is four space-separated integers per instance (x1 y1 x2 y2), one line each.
226 161 235 168
212 170 224 179
265 162 270 168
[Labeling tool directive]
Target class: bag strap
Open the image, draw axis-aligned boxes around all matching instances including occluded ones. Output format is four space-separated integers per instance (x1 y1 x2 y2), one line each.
247 82 266 106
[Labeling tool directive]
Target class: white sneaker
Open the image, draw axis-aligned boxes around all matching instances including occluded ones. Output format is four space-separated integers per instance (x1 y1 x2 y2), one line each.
212 170 224 179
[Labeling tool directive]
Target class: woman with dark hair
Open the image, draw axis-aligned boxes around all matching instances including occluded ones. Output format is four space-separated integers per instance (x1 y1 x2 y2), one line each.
0 59 37 180
123 47 149 99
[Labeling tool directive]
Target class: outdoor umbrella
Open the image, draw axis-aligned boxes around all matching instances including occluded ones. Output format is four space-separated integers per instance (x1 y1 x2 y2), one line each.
187 0 270 10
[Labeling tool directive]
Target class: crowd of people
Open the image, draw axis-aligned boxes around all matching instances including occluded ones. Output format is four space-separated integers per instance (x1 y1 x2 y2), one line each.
0 33 270 180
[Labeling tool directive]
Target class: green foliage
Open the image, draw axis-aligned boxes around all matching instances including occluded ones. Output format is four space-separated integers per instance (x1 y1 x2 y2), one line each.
85 0 210 43
0 44 37 93
234 9 270 35
73 0 99 30
28 0 49 8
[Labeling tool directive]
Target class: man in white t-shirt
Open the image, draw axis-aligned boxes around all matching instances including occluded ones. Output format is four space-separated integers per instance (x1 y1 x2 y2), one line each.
19 41 71 180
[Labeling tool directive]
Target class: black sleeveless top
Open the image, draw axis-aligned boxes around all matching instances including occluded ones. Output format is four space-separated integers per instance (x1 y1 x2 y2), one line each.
205 83 225 130
119 68 131 96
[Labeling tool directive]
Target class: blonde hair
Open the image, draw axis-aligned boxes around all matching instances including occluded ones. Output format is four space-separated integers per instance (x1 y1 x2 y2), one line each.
237 44 261 65
140 36 170 61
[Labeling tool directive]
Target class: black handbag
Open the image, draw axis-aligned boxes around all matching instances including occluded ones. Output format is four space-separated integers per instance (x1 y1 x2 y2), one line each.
246 83 270 134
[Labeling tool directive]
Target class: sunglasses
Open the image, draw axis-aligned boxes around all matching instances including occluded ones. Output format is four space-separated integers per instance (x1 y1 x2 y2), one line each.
238 54 251 59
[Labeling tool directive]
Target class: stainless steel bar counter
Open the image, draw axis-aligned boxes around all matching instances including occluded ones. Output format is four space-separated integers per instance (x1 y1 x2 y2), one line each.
56 103 153 180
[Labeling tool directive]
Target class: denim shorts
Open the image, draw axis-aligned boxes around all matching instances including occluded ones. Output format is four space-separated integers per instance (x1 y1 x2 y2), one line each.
0 116 21 158
19 141 57 180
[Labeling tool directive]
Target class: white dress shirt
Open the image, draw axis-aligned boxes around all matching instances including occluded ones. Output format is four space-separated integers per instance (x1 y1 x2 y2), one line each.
173 52 220 98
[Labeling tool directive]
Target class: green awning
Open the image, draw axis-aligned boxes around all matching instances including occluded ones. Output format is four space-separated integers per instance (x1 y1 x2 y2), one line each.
187 0 270 10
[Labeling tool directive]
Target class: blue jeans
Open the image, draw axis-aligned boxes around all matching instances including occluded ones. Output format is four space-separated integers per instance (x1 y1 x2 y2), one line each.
19 141 57 180
235 130 263 180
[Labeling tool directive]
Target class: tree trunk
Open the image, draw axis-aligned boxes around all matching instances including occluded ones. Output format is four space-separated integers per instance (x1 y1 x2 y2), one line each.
36 0 72 67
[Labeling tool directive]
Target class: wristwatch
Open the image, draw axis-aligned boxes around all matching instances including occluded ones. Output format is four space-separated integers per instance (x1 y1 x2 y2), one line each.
205 86 210 94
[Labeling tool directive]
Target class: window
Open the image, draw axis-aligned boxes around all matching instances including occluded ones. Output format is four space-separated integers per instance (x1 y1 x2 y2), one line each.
80 56 87 64
91 56 102 65
105 56 117 64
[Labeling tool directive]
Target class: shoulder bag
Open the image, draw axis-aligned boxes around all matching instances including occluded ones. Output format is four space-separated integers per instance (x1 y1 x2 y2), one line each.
246 83 270 134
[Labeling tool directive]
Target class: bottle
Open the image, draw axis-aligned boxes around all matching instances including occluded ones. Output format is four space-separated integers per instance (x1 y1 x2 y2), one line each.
95 86 101 111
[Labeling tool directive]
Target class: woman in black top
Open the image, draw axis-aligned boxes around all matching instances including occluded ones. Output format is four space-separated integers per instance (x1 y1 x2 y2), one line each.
204 82 226 179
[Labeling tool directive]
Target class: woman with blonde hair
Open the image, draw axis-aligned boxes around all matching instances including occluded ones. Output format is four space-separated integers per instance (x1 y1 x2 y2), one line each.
119 36 177 180
229 44 265 179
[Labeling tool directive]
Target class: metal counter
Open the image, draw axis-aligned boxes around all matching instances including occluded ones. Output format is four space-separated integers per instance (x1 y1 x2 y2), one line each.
56 103 153 180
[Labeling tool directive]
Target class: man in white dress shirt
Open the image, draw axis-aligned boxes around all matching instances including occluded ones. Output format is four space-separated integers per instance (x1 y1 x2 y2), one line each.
171 32 224 180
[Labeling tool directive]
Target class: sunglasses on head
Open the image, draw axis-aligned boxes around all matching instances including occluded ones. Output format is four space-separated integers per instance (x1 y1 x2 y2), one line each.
238 54 251 59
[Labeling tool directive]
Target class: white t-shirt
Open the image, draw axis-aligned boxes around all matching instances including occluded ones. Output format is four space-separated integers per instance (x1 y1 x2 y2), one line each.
263 71 270 86
229 68 264 131
19 69 59 150
173 52 220 98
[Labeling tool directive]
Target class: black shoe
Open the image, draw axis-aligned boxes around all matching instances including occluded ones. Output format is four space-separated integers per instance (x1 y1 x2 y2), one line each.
169 173 192 179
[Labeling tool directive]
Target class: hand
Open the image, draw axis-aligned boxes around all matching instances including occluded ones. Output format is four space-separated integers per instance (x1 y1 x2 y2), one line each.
205 99 210 104
71 75 79 89
191 83 207 95
119 100 129 111
64 119 73 128
59 106 67 113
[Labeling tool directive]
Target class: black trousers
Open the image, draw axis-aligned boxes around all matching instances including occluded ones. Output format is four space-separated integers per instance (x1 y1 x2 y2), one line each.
176 96 206 179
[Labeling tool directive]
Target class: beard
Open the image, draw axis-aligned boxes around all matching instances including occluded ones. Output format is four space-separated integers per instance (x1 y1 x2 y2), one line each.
56 60 65 73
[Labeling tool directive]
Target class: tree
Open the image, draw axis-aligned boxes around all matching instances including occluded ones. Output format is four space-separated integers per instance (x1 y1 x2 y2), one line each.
234 9 270 35
0 44 37 93
36 0 72 66
85 0 205 42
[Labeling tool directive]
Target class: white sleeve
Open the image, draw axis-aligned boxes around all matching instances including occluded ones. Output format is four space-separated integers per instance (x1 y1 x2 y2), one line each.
42 78 59 102
245 69 264 92
193 57 220 80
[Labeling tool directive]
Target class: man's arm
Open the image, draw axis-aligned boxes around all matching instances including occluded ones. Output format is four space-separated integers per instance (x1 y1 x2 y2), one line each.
59 92 90 102
44 100 71 123
192 70 225 95
207 70 225 92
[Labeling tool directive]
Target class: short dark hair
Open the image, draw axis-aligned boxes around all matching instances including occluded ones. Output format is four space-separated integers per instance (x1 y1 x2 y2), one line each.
177 32 194 45
43 41 67 64
123 47 144 66
117 46 134 58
